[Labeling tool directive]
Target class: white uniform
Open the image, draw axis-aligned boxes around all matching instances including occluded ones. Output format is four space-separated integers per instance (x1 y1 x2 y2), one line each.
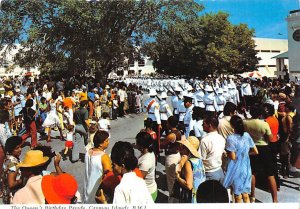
240 83 252 97
216 94 226 112
177 99 186 122
229 88 240 105
144 97 161 125
171 95 179 114
159 100 173 121
203 93 218 112
194 90 205 108
184 104 194 137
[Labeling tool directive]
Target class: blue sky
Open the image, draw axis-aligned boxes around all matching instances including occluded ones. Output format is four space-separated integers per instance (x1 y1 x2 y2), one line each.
198 0 300 39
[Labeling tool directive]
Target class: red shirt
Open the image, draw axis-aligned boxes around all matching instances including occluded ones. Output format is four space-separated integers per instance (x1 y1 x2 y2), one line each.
265 116 279 142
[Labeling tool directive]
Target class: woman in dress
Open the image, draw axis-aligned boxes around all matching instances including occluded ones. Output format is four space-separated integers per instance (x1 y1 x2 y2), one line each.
2 136 23 204
100 89 110 115
223 115 258 203
42 95 64 142
83 130 112 203
136 132 157 201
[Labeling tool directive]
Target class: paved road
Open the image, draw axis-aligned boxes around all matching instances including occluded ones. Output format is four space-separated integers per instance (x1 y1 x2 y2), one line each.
10 94 300 203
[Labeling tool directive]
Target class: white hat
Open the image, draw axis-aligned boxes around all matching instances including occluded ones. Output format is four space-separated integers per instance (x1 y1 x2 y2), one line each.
105 85 110 89
81 85 87 89
161 92 167 99
217 88 223 94
15 88 21 92
187 85 193 91
174 86 182 92
149 89 157 96
184 92 194 99
223 87 228 92
204 85 213 92
227 84 233 89
93 88 98 92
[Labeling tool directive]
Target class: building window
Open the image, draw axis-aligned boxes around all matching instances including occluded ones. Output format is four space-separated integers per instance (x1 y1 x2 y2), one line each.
255 50 260 53
268 65 276 67
260 50 271 53
271 50 281 53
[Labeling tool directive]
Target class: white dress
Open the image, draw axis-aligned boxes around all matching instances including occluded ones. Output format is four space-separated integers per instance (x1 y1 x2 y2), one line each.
83 149 104 204
42 101 60 128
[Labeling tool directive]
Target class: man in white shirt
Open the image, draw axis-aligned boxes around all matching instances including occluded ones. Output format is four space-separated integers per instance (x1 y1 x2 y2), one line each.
159 92 173 136
240 78 253 107
199 116 226 182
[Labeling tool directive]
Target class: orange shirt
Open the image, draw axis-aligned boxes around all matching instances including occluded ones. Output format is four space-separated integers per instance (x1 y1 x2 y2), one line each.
63 97 75 109
265 116 279 142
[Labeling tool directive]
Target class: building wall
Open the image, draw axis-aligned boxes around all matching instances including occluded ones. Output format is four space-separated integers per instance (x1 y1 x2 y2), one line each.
253 38 288 77
287 10 300 80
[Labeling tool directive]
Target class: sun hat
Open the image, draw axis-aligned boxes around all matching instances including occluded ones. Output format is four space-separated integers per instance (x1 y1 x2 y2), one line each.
149 89 157 96
41 173 78 204
18 150 49 168
177 139 200 158
187 136 200 151
160 92 168 99
279 93 286 99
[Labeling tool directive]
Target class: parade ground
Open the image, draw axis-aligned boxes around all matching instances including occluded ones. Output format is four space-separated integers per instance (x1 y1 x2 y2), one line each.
13 94 300 204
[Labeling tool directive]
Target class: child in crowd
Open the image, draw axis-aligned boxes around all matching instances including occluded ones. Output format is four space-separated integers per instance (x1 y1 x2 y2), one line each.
112 95 119 120
62 124 74 161
98 112 111 134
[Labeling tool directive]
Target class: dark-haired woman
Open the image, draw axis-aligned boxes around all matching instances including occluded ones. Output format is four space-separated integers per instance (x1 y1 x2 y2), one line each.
2 136 23 204
223 115 258 203
136 132 157 201
20 99 37 148
97 141 153 204
83 130 112 203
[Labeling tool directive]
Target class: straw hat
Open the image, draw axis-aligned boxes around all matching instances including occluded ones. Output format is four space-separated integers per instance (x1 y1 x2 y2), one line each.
187 136 200 151
18 150 49 168
177 139 200 158
41 173 78 204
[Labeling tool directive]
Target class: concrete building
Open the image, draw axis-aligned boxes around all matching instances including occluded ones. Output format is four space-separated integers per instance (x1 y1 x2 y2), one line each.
253 38 288 77
287 9 300 80
128 57 155 75
0 44 40 77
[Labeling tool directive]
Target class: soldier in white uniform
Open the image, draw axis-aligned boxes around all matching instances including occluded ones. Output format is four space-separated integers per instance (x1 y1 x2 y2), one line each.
183 93 194 138
144 88 161 157
228 83 240 105
171 86 182 119
159 92 173 136
194 85 205 110
203 85 218 116
240 78 253 107
177 91 186 129
222 86 231 103
216 88 226 115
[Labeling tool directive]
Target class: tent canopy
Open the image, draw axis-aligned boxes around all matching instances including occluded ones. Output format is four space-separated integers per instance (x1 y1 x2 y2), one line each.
272 51 288 59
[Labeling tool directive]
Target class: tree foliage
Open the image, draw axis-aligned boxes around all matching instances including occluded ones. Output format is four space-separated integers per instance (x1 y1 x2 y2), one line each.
0 0 258 79
143 11 258 77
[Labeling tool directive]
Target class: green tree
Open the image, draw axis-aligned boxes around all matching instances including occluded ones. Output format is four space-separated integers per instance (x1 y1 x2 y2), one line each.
143 11 258 78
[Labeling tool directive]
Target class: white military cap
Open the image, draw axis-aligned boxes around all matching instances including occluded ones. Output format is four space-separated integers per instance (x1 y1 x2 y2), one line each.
223 86 228 92
175 86 182 92
204 85 213 92
217 88 223 94
149 89 157 96
160 92 168 99
187 85 193 91
184 92 194 99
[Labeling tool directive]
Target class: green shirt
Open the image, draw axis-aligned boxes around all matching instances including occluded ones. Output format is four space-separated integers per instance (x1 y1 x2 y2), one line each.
243 119 271 146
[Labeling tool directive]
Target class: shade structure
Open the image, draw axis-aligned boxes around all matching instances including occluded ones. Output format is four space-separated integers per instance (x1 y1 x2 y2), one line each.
248 71 262 78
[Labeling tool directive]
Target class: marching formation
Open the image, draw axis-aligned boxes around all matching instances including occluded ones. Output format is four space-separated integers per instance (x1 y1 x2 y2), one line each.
0 74 299 204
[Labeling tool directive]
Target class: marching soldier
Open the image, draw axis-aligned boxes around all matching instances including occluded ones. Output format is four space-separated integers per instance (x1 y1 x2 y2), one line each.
159 92 173 136
171 86 182 120
228 83 240 105
203 85 218 116
144 88 161 158
183 93 194 138
216 88 226 115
